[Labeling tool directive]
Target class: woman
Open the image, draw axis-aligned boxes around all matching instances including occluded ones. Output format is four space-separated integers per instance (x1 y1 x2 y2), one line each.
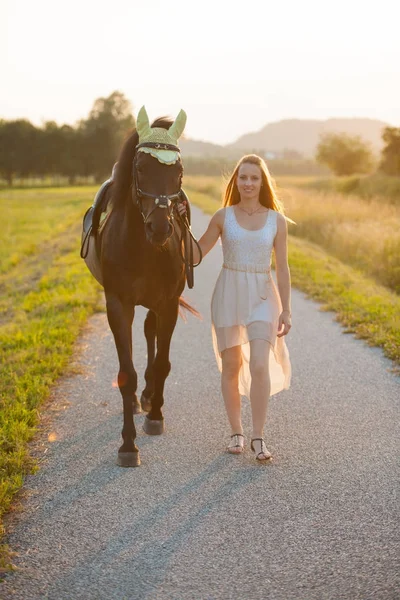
179 154 292 461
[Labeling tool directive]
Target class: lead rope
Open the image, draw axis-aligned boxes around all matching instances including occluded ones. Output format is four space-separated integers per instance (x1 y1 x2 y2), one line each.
177 191 203 289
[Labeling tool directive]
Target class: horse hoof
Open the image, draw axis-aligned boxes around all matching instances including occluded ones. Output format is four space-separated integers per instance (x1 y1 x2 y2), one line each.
133 399 142 414
117 452 141 467
140 393 152 412
143 417 164 436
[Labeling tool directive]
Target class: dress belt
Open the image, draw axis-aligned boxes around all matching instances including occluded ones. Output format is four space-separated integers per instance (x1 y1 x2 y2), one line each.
223 262 271 274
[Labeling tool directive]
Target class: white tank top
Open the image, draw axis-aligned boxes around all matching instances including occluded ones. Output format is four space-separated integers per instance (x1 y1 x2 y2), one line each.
221 206 277 273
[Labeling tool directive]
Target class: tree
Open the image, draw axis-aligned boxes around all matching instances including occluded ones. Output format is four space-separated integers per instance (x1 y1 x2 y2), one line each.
31 121 65 178
58 125 85 184
80 91 135 180
316 133 375 176
380 127 400 176
0 119 39 185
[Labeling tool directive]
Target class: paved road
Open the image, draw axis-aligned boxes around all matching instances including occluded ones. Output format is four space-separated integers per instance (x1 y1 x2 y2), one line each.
2 206 399 600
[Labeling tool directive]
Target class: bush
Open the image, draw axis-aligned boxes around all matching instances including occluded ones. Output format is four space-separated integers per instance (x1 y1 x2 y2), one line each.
316 133 375 176
380 127 400 176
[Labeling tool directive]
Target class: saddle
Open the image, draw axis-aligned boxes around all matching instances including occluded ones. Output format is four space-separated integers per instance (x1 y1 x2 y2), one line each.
80 178 114 286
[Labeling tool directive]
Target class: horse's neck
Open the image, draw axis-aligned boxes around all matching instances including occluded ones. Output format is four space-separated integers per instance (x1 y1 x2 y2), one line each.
123 199 142 228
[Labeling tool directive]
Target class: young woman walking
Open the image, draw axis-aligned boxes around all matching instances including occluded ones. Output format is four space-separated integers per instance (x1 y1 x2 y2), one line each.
179 154 292 461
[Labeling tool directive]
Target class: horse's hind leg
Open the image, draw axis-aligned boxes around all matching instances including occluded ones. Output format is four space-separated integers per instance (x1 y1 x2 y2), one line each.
105 291 140 467
143 299 179 436
140 310 156 412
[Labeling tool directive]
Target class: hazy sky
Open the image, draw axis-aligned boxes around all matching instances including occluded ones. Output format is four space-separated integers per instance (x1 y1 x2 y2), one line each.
2 0 399 145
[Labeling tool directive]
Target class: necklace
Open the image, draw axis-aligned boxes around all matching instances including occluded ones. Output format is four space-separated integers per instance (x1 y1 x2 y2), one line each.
237 204 264 216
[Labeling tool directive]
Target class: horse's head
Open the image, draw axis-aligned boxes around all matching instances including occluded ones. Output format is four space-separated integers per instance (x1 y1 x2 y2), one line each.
133 107 186 247
134 150 183 246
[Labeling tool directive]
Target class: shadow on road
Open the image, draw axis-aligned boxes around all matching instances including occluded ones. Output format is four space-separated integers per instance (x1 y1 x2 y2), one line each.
43 454 265 599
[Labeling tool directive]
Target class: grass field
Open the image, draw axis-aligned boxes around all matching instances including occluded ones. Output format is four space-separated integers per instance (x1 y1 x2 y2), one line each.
280 187 400 294
0 186 102 565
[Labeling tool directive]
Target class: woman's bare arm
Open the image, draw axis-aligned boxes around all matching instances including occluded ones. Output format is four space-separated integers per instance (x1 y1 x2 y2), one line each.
181 206 224 264
274 212 292 336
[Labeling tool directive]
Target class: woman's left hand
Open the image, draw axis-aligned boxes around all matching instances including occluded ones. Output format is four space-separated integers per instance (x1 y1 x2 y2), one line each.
277 310 292 337
177 199 188 217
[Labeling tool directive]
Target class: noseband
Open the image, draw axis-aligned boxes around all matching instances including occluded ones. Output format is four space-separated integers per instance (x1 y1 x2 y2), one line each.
132 142 182 224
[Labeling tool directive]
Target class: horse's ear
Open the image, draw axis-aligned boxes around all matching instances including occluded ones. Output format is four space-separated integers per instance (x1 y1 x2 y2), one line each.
169 109 187 141
136 106 151 139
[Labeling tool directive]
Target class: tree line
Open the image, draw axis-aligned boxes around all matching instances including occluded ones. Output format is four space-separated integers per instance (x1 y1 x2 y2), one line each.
0 91 135 185
0 90 399 184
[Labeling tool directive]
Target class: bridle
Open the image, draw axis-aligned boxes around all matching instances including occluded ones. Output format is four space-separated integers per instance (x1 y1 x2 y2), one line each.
131 141 202 288
133 142 182 224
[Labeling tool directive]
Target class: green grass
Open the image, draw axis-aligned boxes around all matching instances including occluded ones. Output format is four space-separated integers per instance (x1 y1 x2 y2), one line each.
0 187 102 565
1 186 98 272
288 237 400 366
185 183 400 367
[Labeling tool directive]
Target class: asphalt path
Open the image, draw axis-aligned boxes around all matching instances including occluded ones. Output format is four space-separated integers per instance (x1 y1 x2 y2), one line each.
2 206 399 600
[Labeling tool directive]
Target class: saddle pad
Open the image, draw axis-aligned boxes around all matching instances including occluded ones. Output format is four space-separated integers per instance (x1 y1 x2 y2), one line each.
98 202 113 235
84 235 103 286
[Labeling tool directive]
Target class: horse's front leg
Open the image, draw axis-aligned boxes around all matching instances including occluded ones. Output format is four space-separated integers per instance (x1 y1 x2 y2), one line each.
105 291 140 467
143 298 179 436
140 309 157 413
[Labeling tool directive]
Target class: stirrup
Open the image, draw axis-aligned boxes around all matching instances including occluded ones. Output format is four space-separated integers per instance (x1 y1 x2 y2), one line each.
227 433 245 454
250 438 272 461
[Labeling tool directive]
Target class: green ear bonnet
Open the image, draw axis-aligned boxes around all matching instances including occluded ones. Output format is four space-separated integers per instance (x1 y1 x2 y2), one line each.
136 106 187 165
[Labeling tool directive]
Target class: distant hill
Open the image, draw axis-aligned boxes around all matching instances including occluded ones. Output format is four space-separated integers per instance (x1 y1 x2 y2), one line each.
181 118 388 158
179 138 227 157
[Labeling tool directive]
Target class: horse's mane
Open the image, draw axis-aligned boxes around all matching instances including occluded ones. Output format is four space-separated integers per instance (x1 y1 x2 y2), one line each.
112 117 173 209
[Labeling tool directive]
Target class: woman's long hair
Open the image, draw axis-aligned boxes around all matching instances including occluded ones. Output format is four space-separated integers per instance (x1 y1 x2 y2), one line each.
223 154 286 215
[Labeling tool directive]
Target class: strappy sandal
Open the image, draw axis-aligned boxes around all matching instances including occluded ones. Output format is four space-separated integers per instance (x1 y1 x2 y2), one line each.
251 438 272 461
227 433 245 454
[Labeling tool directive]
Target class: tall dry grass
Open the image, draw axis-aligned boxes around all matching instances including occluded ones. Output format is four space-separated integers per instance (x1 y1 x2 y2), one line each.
184 175 225 201
280 186 400 293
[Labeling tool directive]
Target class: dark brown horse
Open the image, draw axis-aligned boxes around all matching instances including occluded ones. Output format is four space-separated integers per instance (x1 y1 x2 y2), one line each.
84 113 199 467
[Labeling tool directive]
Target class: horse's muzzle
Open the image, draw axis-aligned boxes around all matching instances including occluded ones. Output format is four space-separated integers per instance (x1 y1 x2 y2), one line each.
145 222 174 246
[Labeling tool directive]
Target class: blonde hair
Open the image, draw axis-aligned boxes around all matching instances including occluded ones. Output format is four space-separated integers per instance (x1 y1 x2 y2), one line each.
223 154 286 215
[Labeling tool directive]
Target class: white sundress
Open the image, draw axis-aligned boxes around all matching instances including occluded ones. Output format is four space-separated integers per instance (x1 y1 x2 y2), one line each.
211 206 291 398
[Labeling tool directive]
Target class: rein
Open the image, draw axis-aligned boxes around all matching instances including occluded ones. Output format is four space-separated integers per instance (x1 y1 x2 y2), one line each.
132 142 202 288
176 189 203 289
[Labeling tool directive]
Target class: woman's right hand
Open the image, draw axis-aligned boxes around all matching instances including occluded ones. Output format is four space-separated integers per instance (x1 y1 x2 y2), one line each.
277 310 292 337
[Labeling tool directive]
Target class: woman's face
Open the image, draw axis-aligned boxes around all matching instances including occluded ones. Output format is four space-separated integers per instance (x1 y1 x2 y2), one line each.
236 163 263 201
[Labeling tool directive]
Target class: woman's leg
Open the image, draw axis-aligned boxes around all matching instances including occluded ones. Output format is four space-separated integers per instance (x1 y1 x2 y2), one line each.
221 345 243 436
249 339 271 440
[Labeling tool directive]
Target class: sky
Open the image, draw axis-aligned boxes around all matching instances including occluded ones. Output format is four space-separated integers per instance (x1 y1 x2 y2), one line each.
2 0 399 145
